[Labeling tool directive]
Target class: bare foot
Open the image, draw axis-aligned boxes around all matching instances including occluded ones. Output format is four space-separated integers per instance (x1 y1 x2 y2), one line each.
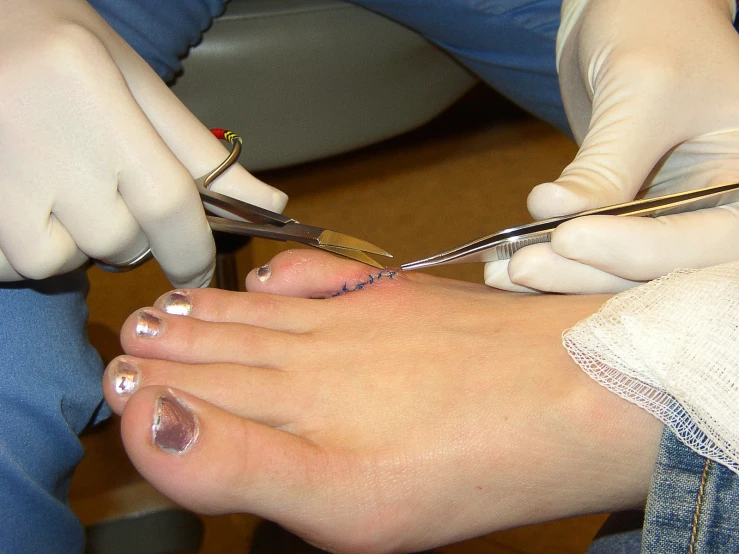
105 250 663 554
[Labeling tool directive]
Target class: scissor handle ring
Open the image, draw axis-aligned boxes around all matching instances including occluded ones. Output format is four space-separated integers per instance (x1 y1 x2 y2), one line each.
201 129 243 188
94 247 154 273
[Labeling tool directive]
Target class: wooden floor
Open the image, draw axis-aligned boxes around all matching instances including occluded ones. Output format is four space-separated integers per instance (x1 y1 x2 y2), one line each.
71 89 608 553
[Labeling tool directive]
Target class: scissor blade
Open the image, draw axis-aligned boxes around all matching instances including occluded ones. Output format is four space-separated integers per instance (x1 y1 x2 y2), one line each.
318 245 386 269
317 230 393 258
208 217 389 268
199 186 296 226
208 216 322 244
209 217 391 256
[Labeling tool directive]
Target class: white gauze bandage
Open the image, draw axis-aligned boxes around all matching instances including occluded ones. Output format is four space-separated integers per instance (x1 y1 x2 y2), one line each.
563 261 739 474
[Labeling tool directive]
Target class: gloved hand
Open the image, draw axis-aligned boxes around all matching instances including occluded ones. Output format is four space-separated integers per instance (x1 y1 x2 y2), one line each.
0 0 287 288
484 0 739 294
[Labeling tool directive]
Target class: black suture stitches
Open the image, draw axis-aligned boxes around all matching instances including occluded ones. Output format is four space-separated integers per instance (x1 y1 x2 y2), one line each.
332 270 397 297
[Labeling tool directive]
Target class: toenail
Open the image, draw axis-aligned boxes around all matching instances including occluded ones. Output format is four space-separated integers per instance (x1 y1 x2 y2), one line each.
256 264 271 282
111 358 139 396
161 291 192 316
152 392 198 454
136 310 162 338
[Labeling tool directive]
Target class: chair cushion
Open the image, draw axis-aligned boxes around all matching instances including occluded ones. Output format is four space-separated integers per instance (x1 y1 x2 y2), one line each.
171 0 477 170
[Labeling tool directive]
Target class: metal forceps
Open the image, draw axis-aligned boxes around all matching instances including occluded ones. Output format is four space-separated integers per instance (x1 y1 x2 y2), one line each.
401 182 739 271
198 129 392 269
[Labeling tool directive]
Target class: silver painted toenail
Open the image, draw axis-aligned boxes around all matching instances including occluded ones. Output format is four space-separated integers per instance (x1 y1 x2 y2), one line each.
112 359 139 396
161 291 193 316
136 310 162 338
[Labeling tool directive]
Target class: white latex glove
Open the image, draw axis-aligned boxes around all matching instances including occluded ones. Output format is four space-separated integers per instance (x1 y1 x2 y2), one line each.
485 0 739 294
0 0 287 288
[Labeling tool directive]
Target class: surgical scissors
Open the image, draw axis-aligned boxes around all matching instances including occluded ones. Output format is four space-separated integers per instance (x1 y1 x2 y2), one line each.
100 129 392 272
401 181 739 271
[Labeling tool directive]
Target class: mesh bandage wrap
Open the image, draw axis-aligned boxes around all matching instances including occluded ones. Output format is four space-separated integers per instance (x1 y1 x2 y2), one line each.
564 261 739 474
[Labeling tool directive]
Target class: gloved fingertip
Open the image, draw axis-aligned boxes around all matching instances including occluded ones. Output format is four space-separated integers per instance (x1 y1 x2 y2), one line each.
527 181 593 220
484 261 540 293
506 255 550 293
244 175 288 213
551 216 631 265
483 260 508 286
549 218 592 260
271 189 289 213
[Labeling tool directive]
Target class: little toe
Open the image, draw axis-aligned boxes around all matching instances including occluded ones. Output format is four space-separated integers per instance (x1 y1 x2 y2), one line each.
246 249 394 298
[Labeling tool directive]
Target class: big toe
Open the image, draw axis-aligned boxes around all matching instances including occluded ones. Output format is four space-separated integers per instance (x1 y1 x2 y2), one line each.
120 386 318 517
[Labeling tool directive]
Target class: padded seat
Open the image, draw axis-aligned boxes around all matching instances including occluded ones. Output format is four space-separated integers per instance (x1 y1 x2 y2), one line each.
171 0 477 171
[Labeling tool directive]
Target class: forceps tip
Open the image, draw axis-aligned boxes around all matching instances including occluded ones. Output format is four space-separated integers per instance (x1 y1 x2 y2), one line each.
399 261 431 271
400 252 452 271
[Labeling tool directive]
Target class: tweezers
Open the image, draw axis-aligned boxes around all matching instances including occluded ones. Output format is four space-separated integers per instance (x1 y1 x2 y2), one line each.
401 182 739 271
101 129 392 272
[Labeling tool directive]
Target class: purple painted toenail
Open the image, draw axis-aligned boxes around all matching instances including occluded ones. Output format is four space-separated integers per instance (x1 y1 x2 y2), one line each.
256 264 272 283
152 393 198 454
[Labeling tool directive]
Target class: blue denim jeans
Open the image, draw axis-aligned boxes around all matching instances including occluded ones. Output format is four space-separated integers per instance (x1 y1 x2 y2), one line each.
589 428 739 554
0 271 106 552
644 428 739 552
349 0 568 134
